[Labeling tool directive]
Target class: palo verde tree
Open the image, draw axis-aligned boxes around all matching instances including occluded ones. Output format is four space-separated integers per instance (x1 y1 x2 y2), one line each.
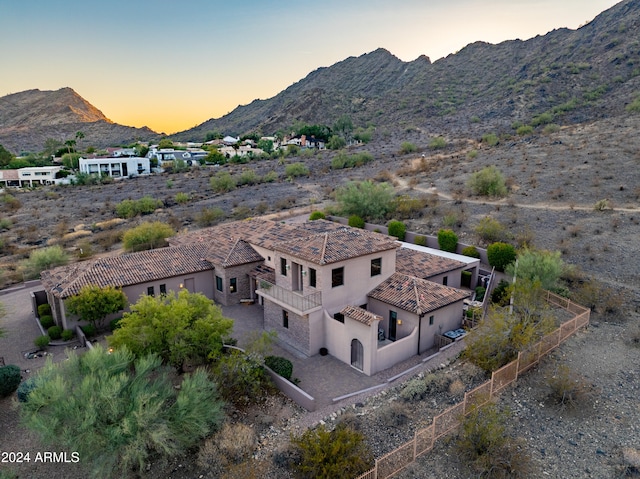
66 284 127 329
506 248 565 292
463 279 556 372
20 345 225 477
108 289 233 370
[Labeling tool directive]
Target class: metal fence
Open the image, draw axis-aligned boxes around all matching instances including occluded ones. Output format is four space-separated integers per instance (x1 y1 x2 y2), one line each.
355 292 590 479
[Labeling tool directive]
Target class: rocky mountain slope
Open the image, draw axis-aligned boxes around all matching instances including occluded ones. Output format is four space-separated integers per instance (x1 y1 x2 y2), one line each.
175 0 640 141
0 88 157 154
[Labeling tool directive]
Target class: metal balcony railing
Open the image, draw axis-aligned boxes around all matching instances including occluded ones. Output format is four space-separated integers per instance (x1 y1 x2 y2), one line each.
257 279 322 313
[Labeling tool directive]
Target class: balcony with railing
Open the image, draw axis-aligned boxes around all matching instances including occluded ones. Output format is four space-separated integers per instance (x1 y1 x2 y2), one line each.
256 279 322 314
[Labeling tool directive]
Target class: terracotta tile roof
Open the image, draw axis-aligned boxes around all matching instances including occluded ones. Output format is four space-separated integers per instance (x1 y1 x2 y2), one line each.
41 244 213 298
0 170 19 180
205 238 263 267
273 228 399 265
395 247 466 279
368 272 470 315
340 305 382 326
171 218 399 266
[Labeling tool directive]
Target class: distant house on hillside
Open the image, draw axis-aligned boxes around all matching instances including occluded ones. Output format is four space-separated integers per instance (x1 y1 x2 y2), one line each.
79 157 150 178
40 218 474 376
0 166 63 188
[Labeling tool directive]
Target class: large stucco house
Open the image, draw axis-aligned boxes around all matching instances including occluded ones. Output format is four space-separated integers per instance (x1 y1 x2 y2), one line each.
40 218 476 375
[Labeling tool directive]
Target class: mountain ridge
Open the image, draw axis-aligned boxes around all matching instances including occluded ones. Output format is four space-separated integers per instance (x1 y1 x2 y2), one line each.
0 88 157 154
173 0 640 141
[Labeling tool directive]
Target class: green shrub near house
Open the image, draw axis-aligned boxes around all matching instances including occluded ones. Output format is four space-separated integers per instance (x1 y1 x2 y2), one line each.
265 356 293 380
61 329 75 341
309 211 326 221
461 245 481 259
0 365 21 397
37 304 51 317
437 229 458 253
39 315 54 329
348 215 365 228
414 235 428 246
387 220 406 240
47 325 62 340
487 242 517 271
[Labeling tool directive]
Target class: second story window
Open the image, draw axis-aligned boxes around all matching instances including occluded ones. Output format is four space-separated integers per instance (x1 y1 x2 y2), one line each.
332 267 344 288
280 257 287 276
309 268 317 287
371 258 382 276
147 286 155 297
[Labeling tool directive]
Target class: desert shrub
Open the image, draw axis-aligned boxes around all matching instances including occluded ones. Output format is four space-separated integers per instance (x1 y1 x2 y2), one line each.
387 220 406 240
400 142 417 154
21 245 69 279
437 228 458 253
34 335 50 348
39 315 54 329
210 171 236 193
448 378 466 397
531 112 554 126
115 196 162 218
0 365 21 397
262 170 278 183
61 329 75 341
547 364 597 410
291 423 374 479
475 286 486 302
487 242 516 271
429 136 447 149
379 402 409 427
237 169 259 185
198 423 256 475
285 162 309 178
461 245 481 258
38 304 52 317
400 372 451 402
414 235 428 246
467 166 508 197
122 221 174 252
327 135 346 150
335 180 395 221
348 214 365 229
81 323 97 338
593 198 610 211
543 123 560 134
491 279 511 305
211 350 273 406
109 318 122 331
482 133 499 146
393 195 426 219
475 216 508 243
626 95 640 113
309 211 326 221
1 193 21 211
174 192 190 204
457 403 533 477
264 355 293 380
331 151 374 169
17 377 37 403
47 325 62 340
517 124 534 135
196 207 225 227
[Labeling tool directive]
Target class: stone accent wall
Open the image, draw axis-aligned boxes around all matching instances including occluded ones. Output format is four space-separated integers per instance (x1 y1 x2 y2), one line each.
213 262 261 306
264 299 310 356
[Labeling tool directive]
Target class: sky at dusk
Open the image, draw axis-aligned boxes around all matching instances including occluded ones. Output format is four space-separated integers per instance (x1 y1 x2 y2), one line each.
0 0 622 134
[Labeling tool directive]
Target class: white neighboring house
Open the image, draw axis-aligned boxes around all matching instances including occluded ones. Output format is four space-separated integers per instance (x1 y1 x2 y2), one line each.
146 148 206 170
218 145 265 158
20 166 62 186
79 157 150 178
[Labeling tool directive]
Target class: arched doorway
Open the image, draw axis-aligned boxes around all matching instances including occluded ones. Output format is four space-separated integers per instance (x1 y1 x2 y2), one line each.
351 339 363 371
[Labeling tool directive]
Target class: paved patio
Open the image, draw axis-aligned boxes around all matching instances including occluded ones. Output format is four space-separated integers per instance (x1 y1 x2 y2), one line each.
223 303 464 409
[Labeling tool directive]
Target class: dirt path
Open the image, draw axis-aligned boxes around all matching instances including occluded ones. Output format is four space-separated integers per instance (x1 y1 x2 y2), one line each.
393 173 640 213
